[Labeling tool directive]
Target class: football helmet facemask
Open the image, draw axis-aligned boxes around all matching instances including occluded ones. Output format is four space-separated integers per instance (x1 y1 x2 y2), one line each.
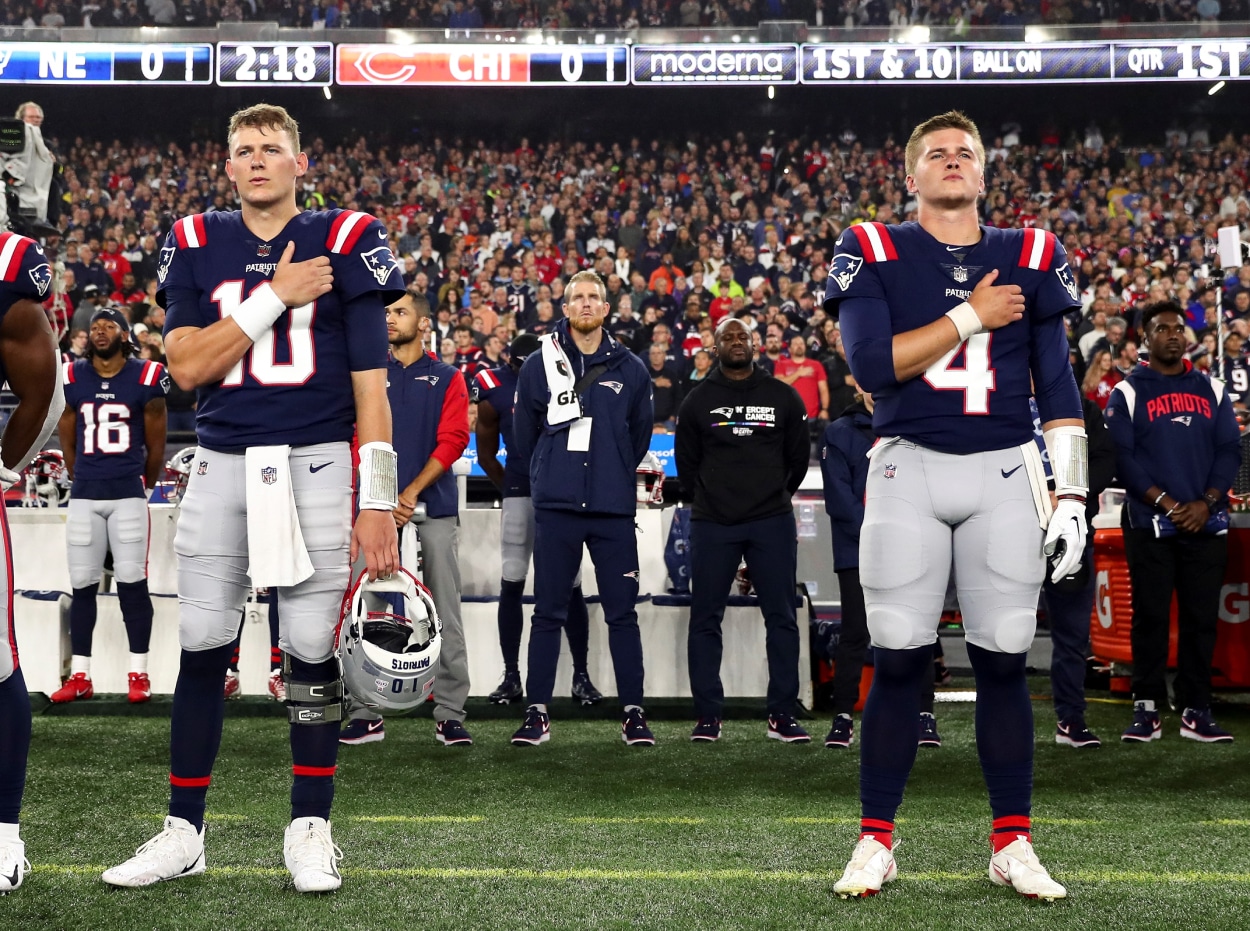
25 449 69 506
159 446 198 504
636 451 665 507
337 567 442 713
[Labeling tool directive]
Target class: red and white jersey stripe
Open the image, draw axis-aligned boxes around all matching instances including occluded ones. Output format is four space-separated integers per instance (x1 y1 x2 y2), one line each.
326 211 373 254
63 360 76 384
140 361 165 386
475 369 500 391
848 222 898 263
173 214 208 249
1018 228 1056 271
0 231 34 282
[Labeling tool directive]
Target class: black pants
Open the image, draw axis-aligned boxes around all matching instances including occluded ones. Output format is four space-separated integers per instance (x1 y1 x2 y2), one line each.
688 513 799 719
1123 527 1227 711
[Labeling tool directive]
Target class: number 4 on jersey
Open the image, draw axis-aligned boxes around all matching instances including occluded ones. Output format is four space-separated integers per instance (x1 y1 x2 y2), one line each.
924 332 995 414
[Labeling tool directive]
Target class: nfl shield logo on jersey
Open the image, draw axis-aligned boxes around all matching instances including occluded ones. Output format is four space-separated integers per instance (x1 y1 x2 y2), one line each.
884 463 896 479
261 466 278 486
952 265 968 283
257 243 272 257
828 253 864 292
360 246 400 287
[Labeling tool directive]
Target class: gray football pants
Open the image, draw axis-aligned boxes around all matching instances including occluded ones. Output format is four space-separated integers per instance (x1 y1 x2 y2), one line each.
859 439 1046 655
66 496 150 587
173 442 352 664
348 513 469 723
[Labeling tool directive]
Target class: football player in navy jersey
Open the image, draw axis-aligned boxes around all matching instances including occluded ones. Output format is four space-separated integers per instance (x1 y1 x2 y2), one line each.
474 334 602 707
55 307 168 705
0 231 67 893
824 112 1086 901
103 105 402 894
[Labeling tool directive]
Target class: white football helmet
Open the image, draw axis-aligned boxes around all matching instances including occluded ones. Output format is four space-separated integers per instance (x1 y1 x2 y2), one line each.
337 568 442 713
636 451 665 507
159 446 198 504
24 449 69 507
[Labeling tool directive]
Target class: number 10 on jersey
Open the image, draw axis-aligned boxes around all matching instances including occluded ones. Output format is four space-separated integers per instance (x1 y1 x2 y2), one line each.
924 332 995 414
212 281 316 386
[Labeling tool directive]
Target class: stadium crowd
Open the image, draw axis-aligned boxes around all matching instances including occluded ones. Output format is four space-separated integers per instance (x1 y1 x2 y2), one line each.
37 113 1250 439
2 0 1247 29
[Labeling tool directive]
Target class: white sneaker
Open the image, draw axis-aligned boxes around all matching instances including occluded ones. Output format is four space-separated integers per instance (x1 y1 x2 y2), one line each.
0 837 30 893
102 816 206 887
833 836 897 898
268 670 287 702
989 837 1067 900
284 817 342 893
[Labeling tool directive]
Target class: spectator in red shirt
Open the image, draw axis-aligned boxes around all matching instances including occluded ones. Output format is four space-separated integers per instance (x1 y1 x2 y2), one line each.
99 237 133 290
1082 349 1122 410
110 271 146 307
774 335 829 427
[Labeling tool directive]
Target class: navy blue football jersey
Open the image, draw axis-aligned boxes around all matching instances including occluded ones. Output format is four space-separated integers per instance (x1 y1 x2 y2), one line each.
158 210 404 451
504 282 536 327
1222 356 1249 402
0 232 53 384
826 222 1081 453
471 363 525 496
63 357 168 498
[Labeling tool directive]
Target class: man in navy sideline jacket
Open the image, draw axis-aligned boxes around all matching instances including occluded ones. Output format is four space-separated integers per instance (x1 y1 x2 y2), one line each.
511 270 655 746
1106 300 1242 744
675 316 811 743
339 292 473 747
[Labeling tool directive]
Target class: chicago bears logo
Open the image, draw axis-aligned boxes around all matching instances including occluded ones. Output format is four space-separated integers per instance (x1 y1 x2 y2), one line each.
1056 263 1080 303
28 262 52 297
360 246 400 287
828 253 864 292
157 247 176 285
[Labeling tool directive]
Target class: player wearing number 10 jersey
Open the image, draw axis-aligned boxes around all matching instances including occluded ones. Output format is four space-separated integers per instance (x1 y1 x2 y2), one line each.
824 111 1086 901
104 104 402 894
56 307 168 705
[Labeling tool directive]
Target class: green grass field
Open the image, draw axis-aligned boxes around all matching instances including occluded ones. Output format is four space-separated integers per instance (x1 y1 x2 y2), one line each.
8 687 1250 931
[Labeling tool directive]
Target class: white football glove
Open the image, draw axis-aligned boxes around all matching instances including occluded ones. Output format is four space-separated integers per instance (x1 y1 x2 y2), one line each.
1043 498 1087 584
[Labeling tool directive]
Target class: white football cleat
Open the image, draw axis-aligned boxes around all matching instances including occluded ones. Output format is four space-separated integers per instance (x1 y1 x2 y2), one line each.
0 836 30 893
102 816 206 887
989 837 1067 901
284 817 342 893
833 836 897 898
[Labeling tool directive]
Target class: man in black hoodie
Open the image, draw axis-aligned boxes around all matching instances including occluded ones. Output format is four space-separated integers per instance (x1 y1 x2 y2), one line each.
675 316 810 744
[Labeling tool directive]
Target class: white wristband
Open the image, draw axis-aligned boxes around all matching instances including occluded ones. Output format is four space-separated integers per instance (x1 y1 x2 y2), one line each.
231 282 287 343
358 441 399 511
945 301 983 342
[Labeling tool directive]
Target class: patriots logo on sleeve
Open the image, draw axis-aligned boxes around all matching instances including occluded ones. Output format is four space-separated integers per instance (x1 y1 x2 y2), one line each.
1056 263 1080 303
360 246 401 287
28 262 52 297
828 253 864 293
157 247 176 285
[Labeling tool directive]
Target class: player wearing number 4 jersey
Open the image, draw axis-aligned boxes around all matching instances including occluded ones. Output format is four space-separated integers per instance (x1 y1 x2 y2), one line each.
824 111 1085 902
56 307 168 705
103 105 402 894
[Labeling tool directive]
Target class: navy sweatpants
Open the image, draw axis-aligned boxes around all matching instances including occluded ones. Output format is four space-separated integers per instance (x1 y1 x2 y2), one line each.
1041 541 1095 723
688 512 799 719
527 509 644 707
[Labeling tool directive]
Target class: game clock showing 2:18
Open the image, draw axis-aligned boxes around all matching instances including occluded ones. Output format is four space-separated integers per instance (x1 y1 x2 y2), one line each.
216 43 333 87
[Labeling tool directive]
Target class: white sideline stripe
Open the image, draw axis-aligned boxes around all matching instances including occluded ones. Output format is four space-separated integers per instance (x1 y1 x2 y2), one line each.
29 864 1250 883
353 815 485 823
933 690 979 702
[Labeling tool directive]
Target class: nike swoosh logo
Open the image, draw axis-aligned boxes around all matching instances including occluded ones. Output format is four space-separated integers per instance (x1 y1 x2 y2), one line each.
946 245 964 252
367 720 383 732
1001 465 1023 478
379 229 387 238
4 866 18 887
310 462 333 473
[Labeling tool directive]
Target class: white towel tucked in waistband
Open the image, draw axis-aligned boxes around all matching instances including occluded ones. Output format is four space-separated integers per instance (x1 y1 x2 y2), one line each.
245 445 315 587
400 522 420 577
541 332 581 426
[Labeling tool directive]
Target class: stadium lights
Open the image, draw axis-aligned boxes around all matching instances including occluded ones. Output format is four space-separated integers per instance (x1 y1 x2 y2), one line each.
902 26 930 44
1210 81 1226 95
768 85 775 99
1024 26 1052 43
323 86 332 100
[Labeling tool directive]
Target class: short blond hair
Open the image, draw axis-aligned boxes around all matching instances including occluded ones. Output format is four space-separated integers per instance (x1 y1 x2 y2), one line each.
227 104 300 154
905 110 985 177
566 270 606 301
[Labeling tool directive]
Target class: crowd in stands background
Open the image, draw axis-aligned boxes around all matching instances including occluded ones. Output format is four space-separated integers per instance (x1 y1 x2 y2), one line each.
28 108 1250 436
3 0 1247 29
